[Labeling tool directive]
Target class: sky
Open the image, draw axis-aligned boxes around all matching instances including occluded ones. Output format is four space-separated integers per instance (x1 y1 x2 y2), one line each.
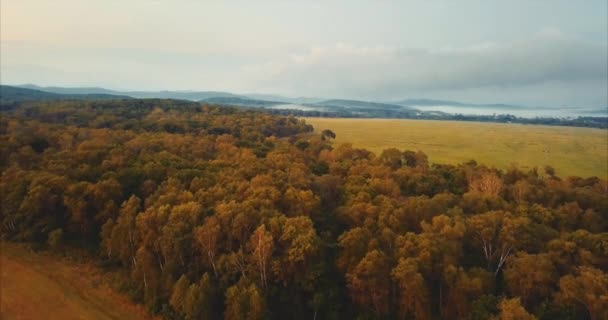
1 0 607 107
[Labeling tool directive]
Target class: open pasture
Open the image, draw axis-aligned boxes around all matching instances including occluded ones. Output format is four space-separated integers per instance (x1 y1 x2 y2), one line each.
305 118 608 178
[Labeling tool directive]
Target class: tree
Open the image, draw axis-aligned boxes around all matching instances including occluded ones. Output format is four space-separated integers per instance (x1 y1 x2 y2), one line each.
504 253 556 306
493 298 537 320
443 267 493 320
467 295 499 320
337 227 372 272
544 165 556 178
418 215 467 317
47 228 63 250
511 180 531 204
64 181 95 239
274 216 319 285
88 178 121 223
470 172 503 196
108 195 141 267
546 231 604 275
282 187 319 217
160 202 201 275
321 129 336 141
135 205 170 276
345 249 391 315
468 211 529 276
3 98 608 320
170 274 190 315
555 202 583 230
195 215 221 276
225 282 265 320
391 257 431 320
380 148 402 169
133 246 162 307
183 273 216 320
100 218 115 258
14 172 69 242
249 225 274 289
557 266 608 320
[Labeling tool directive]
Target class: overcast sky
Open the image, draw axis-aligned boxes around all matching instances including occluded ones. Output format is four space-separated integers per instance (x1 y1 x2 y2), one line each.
1 0 607 107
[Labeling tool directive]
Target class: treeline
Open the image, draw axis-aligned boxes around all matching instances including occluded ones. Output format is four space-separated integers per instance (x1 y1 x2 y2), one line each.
263 107 608 129
0 99 607 320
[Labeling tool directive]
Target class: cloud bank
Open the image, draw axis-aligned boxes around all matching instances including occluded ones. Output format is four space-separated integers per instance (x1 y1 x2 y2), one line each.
238 31 607 106
2 0 606 108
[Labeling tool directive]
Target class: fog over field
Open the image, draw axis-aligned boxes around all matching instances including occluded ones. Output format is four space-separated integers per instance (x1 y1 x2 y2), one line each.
411 105 608 118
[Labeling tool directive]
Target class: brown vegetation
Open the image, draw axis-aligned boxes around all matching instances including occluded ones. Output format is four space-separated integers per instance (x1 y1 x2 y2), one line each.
1 99 606 319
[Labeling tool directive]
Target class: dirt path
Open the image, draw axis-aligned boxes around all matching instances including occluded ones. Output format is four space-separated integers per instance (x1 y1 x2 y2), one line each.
0 243 158 320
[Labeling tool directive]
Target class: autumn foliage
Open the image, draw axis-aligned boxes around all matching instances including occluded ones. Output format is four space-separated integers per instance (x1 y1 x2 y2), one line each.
0 99 606 320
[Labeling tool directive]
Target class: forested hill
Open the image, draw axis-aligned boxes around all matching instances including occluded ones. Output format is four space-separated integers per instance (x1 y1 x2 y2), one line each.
7 84 607 128
1 99 607 320
17 84 242 101
0 85 131 110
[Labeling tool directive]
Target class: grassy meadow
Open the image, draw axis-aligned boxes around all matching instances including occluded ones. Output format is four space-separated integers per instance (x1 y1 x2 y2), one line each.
0 243 157 320
305 118 608 178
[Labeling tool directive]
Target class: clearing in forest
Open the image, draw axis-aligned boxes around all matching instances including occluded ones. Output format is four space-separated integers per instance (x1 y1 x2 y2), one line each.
305 118 608 178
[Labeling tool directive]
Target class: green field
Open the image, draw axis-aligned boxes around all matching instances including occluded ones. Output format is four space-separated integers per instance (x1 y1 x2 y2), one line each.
0 243 157 320
305 118 608 178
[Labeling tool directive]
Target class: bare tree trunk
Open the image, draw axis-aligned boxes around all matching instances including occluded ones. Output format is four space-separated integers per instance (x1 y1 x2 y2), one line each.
208 251 218 277
157 253 164 271
494 246 512 277
143 269 147 289
439 282 443 319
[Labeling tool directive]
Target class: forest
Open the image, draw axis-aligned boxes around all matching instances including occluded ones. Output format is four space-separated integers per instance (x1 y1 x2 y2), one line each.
0 99 607 320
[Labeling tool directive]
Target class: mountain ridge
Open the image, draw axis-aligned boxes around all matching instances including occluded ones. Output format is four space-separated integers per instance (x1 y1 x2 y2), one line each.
0 85 131 109
15 84 535 109
15 84 243 101
9 84 606 118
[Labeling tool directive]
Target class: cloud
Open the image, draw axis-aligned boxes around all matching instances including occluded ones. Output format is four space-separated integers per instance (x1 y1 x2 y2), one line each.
238 31 607 104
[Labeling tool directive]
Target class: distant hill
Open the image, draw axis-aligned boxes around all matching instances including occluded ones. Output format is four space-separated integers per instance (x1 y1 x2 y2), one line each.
392 98 531 110
2 86 64 103
569 107 608 116
127 90 242 100
244 93 325 104
316 99 412 110
18 84 121 95
15 85 530 111
11 84 601 118
18 84 327 104
200 96 422 118
201 97 284 108
1 85 131 110
15 84 243 101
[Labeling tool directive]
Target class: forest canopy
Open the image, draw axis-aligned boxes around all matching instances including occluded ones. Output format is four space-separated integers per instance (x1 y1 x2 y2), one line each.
1 99 606 320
